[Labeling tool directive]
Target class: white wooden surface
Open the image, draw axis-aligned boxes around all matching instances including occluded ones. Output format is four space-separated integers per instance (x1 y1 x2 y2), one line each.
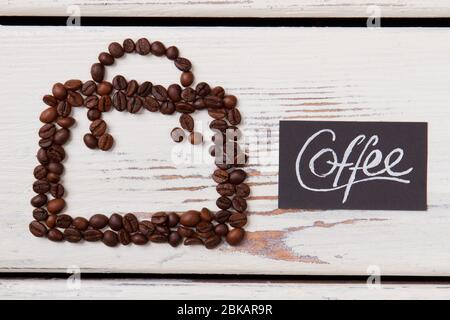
1 27 450 276
1 278 450 300
1 0 450 18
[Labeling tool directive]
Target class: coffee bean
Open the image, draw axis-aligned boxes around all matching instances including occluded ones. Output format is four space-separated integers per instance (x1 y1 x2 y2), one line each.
160 101 175 115
113 91 127 111
151 41 166 56
168 84 182 102
47 198 65 214
143 96 160 112
167 212 180 227
47 172 60 184
98 52 114 65
184 237 203 245
177 226 194 238
127 96 143 113
138 81 153 96
106 214 121 231
235 183 250 198
193 98 206 110
211 86 225 98
64 79 82 91
196 221 213 233
214 210 231 223
118 229 131 245
72 217 89 231
48 162 64 175
216 196 232 210
155 225 170 236
209 120 228 131
98 133 114 151
226 228 245 246
91 63 105 82
46 214 57 228
123 213 139 233
149 234 168 243
208 108 226 120
56 101 71 117
204 95 223 109
214 223 229 236
97 81 113 96
67 91 84 106
112 75 127 90
48 228 64 242
40 107 58 123
232 196 247 213
171 127 185 143
64 228 82 243
52 83 67 100
196 82 211 97
37 148 49 165
123 38 135 53
132 233 148 245
168 231 182 247
31 194 47 207
33 165 47 180
229 213 247 228
90 119 107 136
108 42 125 58
83 133 98 149
174 57 192 72
212 169 229 183
180 210 201 227
89 214 109 229
39 123 56 139
47 145 65 162
126 80 138 97
180 71 194 87
57 116 75 128
84 229 103 241
229 169 246 185
33 208 48 221
165 46 179 60
56 214 72 228
151 212 168 225
136 38 151 55
176 102 195 113
39 137 53 149
98 95 112 112
102 230 119 247
216 183 235 196
227 108 242 125
205 235 221 249
223 95 237 109
50 183 64 198
29 221 47 237
139 220 155 237
53 128 70 145
33 179 50 194
81 80 97 96
43 94 58 107
85 95 99 109
181 88 196 102
200 207 214 222
189 132 203 145
152 85 168 101
87 109 101 121
197 230 214 239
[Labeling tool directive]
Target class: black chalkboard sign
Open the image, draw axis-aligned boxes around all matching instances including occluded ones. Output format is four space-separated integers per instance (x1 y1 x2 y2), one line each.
278 121 427 211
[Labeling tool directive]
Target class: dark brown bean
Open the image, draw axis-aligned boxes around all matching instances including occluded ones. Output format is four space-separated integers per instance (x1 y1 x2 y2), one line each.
139 220 155 237
149 234 168 243
223 95 237 109
123 38 135 53
196 221 214 233
52 83 67 100
64 79 82 91
40 107 58 123
108 42 125 58
87 109 101 121
46 214 57 228
168 231 182 247
97 81 113 96
176 102 195 113
143 96 160 112
205 235 221 249
98 133 114 151
216 196 232 210
180 71 194 87
151 212 168 225
64 228 82 243
226 228 245 246
112 75 128 90
83 229 103 242
89 214 109 229
118 229 131 245
160 101 175 115
56 214 72 228
56 101 71 117
181 88 196 102
197 230 214 240
211 86 225 98
57 116 76 128
155 225 170 236
48 228 64 242
131 233 148 245
73 217 89 231
31 194 47 207
47 172 60 184
127 96 143 113
214 210 231 224
180 210 201 227
229 213 247 228
33 179 50 194
214 223 229 236
91 63 105 82
33 208 48 221
177 226 194 238
43 94 58 107
165 46 179 60
167 212 180 228
200 207 214 222
227 108 242 125
209 120 228 131
136 38 151 55
37 148 49 165
39 123 56 139
184 237 203 245
109 213 123 231
232 196 247 213
126 80 138 96
39 137 53 149
171 127 185 143
196 82 211 97
47 198 65 214
68 91 84 107
137 81 153 96
53 128 70 145
193 98 206 110
168 84 182 102
123 213 139 233
174 57 192 72
81 80 97 96
98 52 114 65
113 91 127 111
152 85 168 101
216 183 235 196
102 230 119 247
47 144 65 162
29 221 47 237
83 133 98 149
50 183 64 199
235 183 250 198
204 95 223 109
208 108 226 120
33 165 47 180
85 95 99 109
212 169 229 183
229 169 247 184
98 95 112 112
151 41 166 56
90 119 107 137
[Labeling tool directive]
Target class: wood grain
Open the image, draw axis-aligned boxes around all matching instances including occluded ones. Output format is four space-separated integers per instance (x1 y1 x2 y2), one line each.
1 27 450 275
1 0 450 18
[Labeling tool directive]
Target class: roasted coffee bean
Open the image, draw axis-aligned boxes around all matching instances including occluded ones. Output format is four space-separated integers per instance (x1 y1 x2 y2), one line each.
209 120 228 131
33 208 48 221
83 133 98 149
43 94 58 107
47 198 65 214
168 231 182 247
40 107 58 123
84 229 103 242
33 165 47 180
90 119 107 137
196 221 214 233
214 210 231 224
98 95 112 112
223 95 237 109
216 196 232 210
226 228 245 246
151 41 166 56
214 223 229 236
160 101 175 115
112 75 127 90
37 148 49 165
85 95 99 109
168 84 182 102
193 98 206 110
227 108 242 125
211 86 225 98
197 230 214 239
180 71 194 87
177 226 194 238
208 108 226 120
232 196 247 213
174 57 192 72
38 138 51 149
123 213 139 233
102 230 119 247
229 213 247 228
64 228 82 243
89 214 109 229
165 46 179 60
47 172 60 184
72 217 89 231
123 38 135 53
81 80 97 96
170 127 185 143
67 91 84 106
48 162 64 175
200 207 214 222
205 235 221 249
204 95 223 109
50 183 64 198
97 81 113 96
167 212 180 227
137 81 152 96
126 80 138 97
118 229 131 245
56 214 72 228
48 228 64 242
143 96 160 112
127 96 143 113
189 132 203 145
176 102 195 113
91 63 105 82
184 237 203 245
181 88 196 102
179 114 194 132
131 233 148 245
39 123 56 139
46 214 57 228
229 169 246 185
151 212 168 225
29 221 47 237
107 214 122 231
47 145 65 162
53 128 70 145
152 85 168 101
136 38 151 55
33 179 50 194
235 183 250 198
139 220 155 237
52 83 67 100
31 194 47 207
64 79 82 91
108 42 125 58
57 116 75 128
212 169 229 183
180 210 201 227
216 183 235 196
196 82 211 97
98 133 114 151
87 108 101 121
113 91 127 111
149 234 167 243
98 52 114 65
56 101 71 117
155 225 170 236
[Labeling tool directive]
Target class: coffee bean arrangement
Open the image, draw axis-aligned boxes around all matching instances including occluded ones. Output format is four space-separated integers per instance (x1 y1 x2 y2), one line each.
30 38 249 249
